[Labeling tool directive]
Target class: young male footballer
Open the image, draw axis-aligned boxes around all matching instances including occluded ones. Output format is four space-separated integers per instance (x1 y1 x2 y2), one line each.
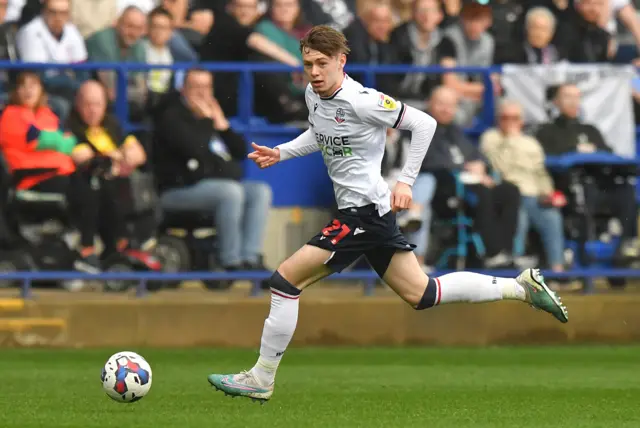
208 25 568 403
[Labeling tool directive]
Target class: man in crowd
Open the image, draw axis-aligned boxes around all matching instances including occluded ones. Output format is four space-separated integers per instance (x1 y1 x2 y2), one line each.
154 68 272 271
536 83 639 261
85 6 147 119
16 0 87 121
423 86 520 268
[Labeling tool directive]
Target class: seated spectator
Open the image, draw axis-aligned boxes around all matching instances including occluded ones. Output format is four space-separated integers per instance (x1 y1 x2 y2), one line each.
389 0 443 106
159 0 200 60
16 0 88 122
496 6 566 64
383 129 436 273
71 0 117 38
342 0 397 94
85 6 147 120
0 0 18 102
536 83 639 259
144 6 175 106
423 86 520 268
577 0 640 56
480 99 566 274
556 0 611 62
437 1 498 127
0 71 102 271
255 0 311 97
295 0 355 31
154 69 272 271
199 0 302 118
67 80 147 258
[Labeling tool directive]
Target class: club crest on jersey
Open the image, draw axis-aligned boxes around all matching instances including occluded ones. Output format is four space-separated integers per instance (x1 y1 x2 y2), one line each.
378 94 398 111
334 108 346 123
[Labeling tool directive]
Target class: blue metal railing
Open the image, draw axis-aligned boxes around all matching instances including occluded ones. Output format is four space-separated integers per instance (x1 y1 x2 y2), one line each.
0 61 636 297
0 61 500 132
4 268 640 298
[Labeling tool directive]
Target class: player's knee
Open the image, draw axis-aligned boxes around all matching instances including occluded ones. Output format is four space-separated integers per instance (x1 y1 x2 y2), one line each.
414 277 439 310
267 270 302 297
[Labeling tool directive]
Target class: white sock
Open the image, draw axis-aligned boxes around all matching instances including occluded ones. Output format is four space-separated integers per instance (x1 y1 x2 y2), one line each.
250 288 299 385
435 272 525 305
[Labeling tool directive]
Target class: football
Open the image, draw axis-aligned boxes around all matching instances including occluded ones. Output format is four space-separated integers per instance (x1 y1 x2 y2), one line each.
101 351 153 403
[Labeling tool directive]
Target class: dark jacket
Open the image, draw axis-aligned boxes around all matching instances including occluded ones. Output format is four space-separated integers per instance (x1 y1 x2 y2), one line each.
66 110 126 152
557 13 610 63
535 115 611 156
153 96 247 192
388 22 441 99
420 123 483 172
343 18 398 95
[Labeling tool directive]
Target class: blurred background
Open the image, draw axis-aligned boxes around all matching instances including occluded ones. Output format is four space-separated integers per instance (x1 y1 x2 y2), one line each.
0 0 638 347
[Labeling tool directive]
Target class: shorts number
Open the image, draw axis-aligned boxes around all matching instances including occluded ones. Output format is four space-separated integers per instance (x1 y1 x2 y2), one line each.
322 219 351 245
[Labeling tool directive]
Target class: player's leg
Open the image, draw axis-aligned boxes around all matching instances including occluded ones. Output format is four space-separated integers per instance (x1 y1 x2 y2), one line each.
208 243 360 402
367 249 568 322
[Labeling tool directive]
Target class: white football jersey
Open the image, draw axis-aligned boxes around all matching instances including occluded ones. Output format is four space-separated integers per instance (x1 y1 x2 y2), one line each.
306 75 406 216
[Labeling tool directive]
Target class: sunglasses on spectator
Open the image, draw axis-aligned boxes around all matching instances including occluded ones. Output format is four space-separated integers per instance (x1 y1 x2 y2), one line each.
499 114 521 121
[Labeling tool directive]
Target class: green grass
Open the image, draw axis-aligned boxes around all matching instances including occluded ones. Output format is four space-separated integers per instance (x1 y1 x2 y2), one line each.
0 347 639 427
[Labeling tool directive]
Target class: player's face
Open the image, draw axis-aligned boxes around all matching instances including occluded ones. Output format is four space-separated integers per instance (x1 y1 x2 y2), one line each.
302 48 346 97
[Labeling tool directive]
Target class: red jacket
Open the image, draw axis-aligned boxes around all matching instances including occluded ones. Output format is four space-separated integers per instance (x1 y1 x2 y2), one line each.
0 105 76 190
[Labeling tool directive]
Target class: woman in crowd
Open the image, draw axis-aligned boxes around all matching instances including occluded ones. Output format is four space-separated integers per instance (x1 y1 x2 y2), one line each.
255 0 312 97
0 71 101 271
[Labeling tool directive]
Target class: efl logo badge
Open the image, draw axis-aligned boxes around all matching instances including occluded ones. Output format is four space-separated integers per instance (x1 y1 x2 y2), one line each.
335 108 346 123
378 94 398 110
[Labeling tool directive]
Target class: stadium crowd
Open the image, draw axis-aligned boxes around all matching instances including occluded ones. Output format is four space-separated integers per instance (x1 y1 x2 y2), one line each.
0 0 638 292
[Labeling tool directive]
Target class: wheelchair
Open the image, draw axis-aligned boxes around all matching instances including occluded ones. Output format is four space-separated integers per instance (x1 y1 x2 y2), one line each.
425 171 486 270
0 156 161 292
153 210 232 291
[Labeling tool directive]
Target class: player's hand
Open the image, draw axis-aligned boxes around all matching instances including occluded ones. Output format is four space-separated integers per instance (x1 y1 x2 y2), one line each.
391 181 412 212
247 142 281 169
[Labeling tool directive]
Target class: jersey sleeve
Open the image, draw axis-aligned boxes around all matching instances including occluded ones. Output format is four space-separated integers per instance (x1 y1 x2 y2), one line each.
353 90 406 129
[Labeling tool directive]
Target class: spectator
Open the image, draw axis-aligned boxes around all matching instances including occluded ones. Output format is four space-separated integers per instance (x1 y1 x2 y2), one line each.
16 0 87 122
422 86 520 268
389 0 443 106
85 6 147 120
383 129 437 273
0 0 18 102
578 0 640 56
497 6 565 64
160 0 202 58
536 83 639 259
342 0 397 94
0 71 102 271
437 1 497 127
199 0 302 119
117 0 156 15
480 99 566 274
297 0 356 31
67 80 148 259
556 0 611 62
255 0 311 98
71 0 117 38
154 69 272 271
144 6 175 104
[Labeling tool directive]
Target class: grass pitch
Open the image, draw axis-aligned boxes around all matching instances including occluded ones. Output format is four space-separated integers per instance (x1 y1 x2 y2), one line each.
0 346 638 428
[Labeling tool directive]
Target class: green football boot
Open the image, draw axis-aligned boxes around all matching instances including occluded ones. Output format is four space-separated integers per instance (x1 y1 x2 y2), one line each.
516 268 569 323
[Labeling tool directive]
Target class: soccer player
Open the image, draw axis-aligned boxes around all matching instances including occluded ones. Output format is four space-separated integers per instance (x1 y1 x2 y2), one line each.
207 25 568 403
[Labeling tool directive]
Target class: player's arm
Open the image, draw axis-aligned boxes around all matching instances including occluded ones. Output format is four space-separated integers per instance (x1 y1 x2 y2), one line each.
275 128 320 161
354 92 437 186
